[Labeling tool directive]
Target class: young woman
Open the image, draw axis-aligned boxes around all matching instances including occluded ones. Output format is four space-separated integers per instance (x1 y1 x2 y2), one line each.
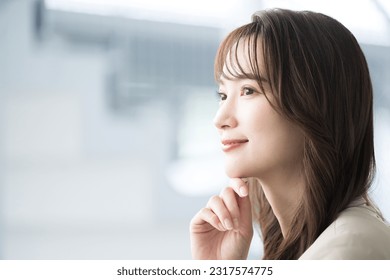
190 9 390 260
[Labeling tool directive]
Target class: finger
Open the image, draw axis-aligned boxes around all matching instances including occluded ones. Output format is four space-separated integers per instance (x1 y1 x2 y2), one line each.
229 178 249 197
190 207 226 232
237 192 252 226
207 195 234 230
220 187 240 230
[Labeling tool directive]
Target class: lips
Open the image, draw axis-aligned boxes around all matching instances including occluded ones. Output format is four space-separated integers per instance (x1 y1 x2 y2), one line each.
221 139 249 152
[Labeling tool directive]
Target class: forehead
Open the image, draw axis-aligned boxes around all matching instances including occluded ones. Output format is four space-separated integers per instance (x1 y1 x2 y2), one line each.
221 37 265 81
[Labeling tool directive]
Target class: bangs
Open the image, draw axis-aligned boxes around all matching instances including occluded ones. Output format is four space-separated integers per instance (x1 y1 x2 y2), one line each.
214 22 267 84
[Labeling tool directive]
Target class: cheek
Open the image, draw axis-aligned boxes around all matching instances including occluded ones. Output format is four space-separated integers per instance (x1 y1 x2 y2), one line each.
244 107 303 172
246 104 279 144
251 117 304 167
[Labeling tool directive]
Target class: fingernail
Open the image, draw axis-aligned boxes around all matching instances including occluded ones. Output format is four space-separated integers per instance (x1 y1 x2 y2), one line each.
224 219 233 230
233 218 239 229
239 186 248 197
218 223 226 231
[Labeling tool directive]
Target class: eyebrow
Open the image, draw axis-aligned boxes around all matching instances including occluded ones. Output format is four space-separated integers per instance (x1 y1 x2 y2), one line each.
219 73 269 84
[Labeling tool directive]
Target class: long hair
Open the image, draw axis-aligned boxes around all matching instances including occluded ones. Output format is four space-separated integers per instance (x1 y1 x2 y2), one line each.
214 9 376 259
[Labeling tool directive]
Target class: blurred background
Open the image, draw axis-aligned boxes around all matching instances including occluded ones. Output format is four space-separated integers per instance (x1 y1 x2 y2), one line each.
0 0 389 259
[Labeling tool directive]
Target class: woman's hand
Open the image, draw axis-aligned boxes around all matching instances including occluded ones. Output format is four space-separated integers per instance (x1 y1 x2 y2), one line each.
190 178 253 259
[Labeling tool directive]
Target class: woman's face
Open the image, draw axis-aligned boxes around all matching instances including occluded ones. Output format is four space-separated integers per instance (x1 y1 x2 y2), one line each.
214 42 304 180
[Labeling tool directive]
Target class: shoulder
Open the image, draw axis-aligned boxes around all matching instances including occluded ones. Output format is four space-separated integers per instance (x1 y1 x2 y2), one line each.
299 204 390 260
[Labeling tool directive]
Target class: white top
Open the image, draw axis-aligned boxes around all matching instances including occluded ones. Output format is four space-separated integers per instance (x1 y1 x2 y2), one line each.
299 200 390 260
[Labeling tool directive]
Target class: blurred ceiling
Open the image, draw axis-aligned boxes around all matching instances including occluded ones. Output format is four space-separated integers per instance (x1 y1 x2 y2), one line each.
44 0 390 46
44 0 257 29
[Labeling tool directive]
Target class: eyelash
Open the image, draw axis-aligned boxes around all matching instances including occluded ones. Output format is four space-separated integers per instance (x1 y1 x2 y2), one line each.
217 87 257 102
242 87 256 96
217 91 227 101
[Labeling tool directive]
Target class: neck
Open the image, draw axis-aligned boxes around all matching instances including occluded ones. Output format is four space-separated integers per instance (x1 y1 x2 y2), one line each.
255 167 304 238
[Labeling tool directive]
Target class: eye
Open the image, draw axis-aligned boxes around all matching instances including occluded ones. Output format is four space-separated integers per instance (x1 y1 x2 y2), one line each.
242 87 256 96
216 91 227 101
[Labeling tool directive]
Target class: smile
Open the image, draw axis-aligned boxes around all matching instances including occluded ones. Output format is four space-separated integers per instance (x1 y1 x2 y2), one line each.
221 139 249 152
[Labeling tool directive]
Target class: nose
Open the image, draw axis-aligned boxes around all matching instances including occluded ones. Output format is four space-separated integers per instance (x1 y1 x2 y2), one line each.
213 102 238 130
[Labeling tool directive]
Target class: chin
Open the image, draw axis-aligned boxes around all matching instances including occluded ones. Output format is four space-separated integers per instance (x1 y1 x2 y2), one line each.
224 165 249 179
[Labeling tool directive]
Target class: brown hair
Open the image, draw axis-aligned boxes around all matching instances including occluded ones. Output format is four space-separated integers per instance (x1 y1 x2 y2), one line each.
214 9 375 259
